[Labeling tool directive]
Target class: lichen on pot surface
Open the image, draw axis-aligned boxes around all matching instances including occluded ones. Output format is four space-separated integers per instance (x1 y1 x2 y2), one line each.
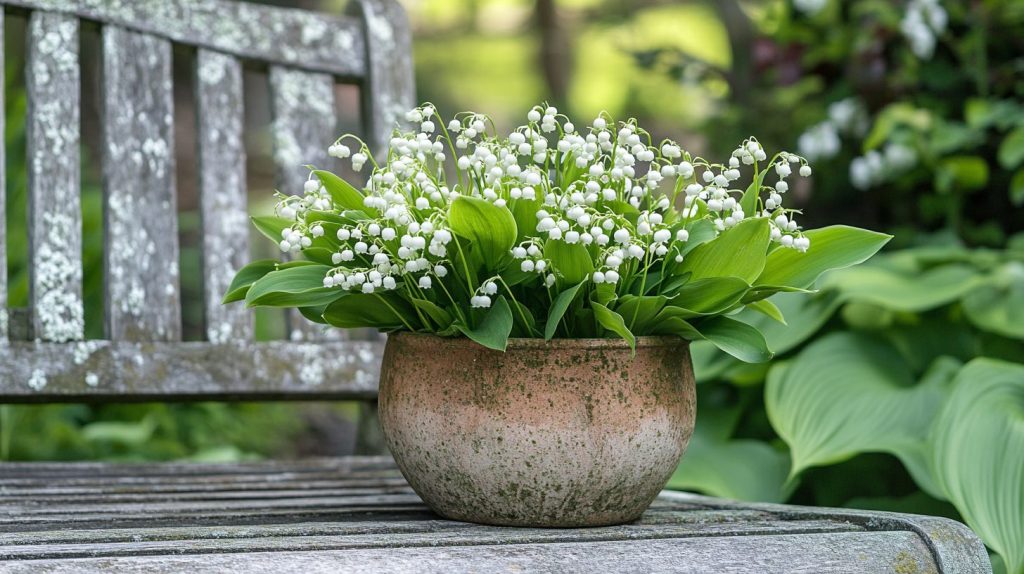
379 333 696 527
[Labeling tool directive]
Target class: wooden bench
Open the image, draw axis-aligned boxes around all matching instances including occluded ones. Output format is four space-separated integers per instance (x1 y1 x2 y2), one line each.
0 0 992 571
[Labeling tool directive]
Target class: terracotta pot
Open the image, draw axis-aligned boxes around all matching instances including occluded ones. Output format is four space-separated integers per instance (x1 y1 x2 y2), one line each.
378 333 696 527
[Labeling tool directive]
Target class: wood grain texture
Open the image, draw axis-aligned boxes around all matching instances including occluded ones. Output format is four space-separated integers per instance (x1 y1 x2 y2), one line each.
268 66 340 343
348 0 416 159
101 26 181 342
195 49 251 343
1 0 365 78
0 458 989 573
0 340 383 402
26 11 83 343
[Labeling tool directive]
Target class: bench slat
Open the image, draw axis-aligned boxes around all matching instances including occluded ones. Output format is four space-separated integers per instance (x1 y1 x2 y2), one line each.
0 341 382 402
349 0 416 158
195 49 251 344
0 8 6 341
0 458 990 573
101 27 181 342
26 11 84 343
1 0 365 78
268 66 339 343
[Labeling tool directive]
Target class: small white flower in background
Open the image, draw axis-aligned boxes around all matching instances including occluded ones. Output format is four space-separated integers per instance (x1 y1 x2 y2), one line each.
901 0 947 60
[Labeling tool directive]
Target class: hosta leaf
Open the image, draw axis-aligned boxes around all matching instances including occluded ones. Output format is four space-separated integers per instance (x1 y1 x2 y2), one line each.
694 316 772 363
223 259 278 303
736 291 842 355
313 169 366 212
962 267 1024 340
545 281 586 340
448 195 518 271
592 302 636 351
765 332 958 496
245 265 345 308
930 359 1024 574
251 215 294 243
454 295 513 351
821 263 984 312
544 240 594 286
756 226 891 290
677 217 770 282
668 401 793 502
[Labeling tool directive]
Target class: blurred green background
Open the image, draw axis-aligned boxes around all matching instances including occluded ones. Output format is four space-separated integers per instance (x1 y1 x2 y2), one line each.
2 0 1023 571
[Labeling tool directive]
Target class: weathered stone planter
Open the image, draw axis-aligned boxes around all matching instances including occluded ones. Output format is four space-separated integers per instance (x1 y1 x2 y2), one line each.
378 333 696 527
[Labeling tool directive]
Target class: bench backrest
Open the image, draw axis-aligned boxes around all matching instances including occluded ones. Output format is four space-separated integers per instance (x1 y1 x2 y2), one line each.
0 0 411 403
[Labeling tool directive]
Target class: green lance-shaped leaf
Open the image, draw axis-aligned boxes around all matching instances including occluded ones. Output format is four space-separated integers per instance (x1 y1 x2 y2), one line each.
820 262 984 312
322 292 413 330
669 277 751 316
745 298 785 324
411 299 454 330
930 359 1024 574
544 240 594 286
245 264 345 308
223 259 279 303
765 332 959 496
454 295 514 351
677 217 771 283
545 281 586 340
615 295 668 334
592 302 636 351
693 316 773 364
736 291 842 355
756 225 891 290
251 215 295 244
313 169 366 212
448 195 518 271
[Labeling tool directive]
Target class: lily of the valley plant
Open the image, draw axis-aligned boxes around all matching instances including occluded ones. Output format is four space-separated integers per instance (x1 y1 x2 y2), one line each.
225 104 890 359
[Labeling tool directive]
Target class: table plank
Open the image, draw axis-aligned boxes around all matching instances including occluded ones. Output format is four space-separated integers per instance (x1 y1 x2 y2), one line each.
0 457 990 573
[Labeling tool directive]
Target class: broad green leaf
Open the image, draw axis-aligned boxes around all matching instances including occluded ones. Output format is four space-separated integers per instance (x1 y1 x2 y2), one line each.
821 263 984 312
739 169 768 215
1012 169 1024 207
411 299 454 329
509 196 544 242
668 400 793 502
448 195 518 270
676 218 717 257
545 281 586 340
323 293 411 330
736 291 842 355
997 126 1024 170
930 359 1024 574
694 316 773 363
766 332 959 495
251 215 294 244
615 295 668 333
677 218 770 282
544 240 594 285
223 259 278 303
592 302 636 351
313 169 366 211
746 298 785 324
669 277 750 315
962 265 1024 340
756 226 891 290
245 265 345 308
298 304 329 325
454 295 513 351
649 312 702 340
669 433 792 502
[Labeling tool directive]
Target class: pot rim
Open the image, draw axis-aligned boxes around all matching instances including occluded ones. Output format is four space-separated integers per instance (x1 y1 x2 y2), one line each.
386 331 689 350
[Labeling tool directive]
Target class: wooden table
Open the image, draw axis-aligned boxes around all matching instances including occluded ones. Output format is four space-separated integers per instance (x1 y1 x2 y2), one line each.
0 457 989 573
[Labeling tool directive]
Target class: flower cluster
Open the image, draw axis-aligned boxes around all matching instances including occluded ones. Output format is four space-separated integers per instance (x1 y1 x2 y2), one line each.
229 102 887 356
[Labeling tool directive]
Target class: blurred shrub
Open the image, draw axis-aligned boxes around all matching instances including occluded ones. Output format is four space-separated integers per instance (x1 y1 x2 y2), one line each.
670 233 1024 572
638 0 1024 243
